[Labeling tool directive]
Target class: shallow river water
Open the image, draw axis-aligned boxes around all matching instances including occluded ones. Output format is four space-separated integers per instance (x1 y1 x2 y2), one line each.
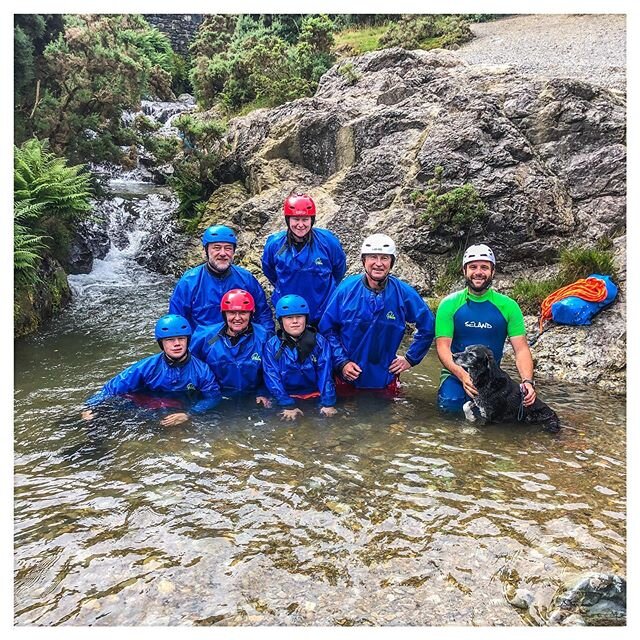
14 190 626 627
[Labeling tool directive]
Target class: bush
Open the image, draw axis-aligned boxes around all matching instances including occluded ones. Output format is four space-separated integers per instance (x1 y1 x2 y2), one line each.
170 114 227 217
337 62 361 85
511 277 563 315
14 138 93 285
558 247 616 282
189 14 336 113
380 14 473 50
412 166 488 231
14 200 48 288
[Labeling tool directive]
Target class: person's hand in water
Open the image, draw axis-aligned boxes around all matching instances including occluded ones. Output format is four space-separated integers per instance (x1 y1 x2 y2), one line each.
160 412 190 427
280 408 303 422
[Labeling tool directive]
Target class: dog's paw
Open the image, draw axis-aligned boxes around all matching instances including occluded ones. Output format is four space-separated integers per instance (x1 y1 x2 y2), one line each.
543 418 561 433
463 401 477 422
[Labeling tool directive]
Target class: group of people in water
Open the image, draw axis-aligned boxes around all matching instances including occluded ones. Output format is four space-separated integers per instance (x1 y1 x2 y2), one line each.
84 193 538 425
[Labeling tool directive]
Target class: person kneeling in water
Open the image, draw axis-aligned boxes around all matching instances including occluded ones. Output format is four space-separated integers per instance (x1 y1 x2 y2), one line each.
190 289 272 407
83 314 221 427
262 295 337 422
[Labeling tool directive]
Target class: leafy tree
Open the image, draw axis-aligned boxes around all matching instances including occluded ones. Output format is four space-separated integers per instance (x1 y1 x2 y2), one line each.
26 15 180 162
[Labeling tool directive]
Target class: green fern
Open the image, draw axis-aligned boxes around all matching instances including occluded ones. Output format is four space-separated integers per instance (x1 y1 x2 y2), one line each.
14 200 48 287
14 139 92 220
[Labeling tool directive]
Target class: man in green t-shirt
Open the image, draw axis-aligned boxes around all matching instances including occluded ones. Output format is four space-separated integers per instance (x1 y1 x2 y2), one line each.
435 244 537 412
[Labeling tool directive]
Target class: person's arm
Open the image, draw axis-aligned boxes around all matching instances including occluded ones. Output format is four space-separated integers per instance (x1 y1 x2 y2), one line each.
317 339 337 408
168 277 194 330
435 337 477 397
261 237 277 286
262 341 296 407
510 335 537 406
330 234 347 283
248 276 276 335
318 288 351 373
190 366 222 414
401 286 436 367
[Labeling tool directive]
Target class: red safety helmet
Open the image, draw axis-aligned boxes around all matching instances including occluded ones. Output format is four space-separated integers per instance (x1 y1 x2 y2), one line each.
220 288 255 313
283 193 316 217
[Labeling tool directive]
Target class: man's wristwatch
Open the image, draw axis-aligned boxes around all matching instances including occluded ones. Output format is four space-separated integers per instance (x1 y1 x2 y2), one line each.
521 379 535 387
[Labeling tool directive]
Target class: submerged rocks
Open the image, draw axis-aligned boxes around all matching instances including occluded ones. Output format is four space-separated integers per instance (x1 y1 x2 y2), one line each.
548 573 626 626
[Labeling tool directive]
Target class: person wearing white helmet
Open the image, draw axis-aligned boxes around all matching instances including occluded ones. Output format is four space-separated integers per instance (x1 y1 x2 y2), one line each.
319 233 435 392
435 243 537 412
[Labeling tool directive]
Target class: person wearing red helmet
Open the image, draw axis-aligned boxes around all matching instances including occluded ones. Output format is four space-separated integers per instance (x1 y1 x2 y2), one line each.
262 193 347 327
190 289 272 407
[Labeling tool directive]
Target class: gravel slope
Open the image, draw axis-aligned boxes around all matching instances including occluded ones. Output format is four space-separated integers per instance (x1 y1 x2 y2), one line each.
456 14 626 91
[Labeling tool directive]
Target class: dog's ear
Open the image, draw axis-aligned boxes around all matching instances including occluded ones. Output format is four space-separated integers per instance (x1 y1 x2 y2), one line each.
474 349 495 387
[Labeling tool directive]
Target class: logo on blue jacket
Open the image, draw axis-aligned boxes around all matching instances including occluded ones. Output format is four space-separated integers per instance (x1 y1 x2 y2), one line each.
251 352 261 362
315 258 324 265
386 311 397 320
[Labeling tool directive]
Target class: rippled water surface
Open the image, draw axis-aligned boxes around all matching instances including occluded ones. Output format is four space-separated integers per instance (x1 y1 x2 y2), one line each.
14 191 626 626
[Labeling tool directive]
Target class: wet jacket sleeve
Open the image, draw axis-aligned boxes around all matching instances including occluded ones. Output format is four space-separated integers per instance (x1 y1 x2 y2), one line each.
318 289 350 371
262 341 296 407
330 234 347 283
169 277 194 329
402 284 436 366
317 339 337 407
190 366 222 414
246 276 275 335
261 237 277 286
85 360 148 406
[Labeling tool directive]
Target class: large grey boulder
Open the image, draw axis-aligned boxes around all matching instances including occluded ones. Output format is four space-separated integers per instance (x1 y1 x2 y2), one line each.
194 48 626 392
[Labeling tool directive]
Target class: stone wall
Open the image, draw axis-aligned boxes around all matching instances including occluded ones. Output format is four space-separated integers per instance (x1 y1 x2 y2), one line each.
143 14 205 55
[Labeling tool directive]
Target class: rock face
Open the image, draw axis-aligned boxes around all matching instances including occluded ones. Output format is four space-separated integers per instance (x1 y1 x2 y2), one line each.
187 48 626 393
14 256 71 337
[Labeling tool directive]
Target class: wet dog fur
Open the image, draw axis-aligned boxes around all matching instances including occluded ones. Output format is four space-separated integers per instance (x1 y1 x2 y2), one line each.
452 344 560 433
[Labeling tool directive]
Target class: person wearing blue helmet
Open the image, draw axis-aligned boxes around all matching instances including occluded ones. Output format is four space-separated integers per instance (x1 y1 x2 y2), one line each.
262 294 337 421
169 225 274 333
83 314 221 427
262 193 347 326
319 234 436 392
190 289 272 407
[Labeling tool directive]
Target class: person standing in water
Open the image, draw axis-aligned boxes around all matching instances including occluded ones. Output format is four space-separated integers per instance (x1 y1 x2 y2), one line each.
170 225 274 333
262 193 347 327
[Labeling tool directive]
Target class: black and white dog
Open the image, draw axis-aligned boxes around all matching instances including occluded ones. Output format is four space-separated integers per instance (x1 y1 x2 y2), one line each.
452 344 560 433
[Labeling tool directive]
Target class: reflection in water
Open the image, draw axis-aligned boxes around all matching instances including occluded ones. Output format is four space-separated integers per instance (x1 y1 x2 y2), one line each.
14 185 626 626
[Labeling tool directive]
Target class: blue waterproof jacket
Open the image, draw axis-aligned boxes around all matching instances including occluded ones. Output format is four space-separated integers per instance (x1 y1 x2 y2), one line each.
262 331 336 408
262 228 347 325
169 264 274 334
86 352 221 413
190 322 269 396
319 274 436 389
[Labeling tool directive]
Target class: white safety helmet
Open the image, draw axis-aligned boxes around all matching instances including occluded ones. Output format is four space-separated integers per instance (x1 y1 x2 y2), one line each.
462 244 495 267
360 234 397 258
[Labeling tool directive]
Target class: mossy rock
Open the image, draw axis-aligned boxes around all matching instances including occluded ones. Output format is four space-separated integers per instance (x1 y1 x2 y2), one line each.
14 256 71 338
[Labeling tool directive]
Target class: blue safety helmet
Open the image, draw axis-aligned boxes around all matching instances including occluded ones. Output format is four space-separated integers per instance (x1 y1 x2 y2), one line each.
202 225 237 247
275 294 310 319
154 314 192 342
